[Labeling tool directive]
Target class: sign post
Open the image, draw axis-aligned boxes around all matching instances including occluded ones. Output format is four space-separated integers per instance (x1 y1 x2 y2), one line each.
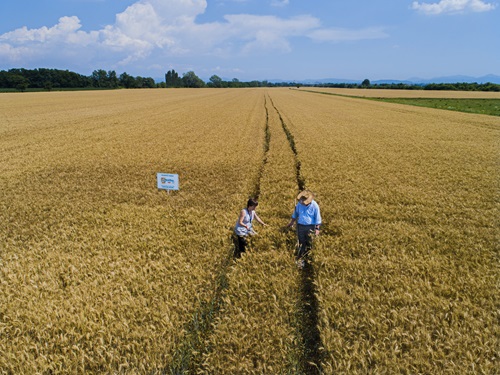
157 173 179 193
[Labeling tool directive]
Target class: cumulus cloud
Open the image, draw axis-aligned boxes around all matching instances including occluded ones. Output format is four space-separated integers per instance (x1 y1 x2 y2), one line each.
0 0 387 70
411 0 496 15
223 14 320 54
0 16 95 44
0 16 100 65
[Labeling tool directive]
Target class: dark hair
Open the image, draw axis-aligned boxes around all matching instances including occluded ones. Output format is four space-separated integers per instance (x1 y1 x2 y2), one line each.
247 198 259 208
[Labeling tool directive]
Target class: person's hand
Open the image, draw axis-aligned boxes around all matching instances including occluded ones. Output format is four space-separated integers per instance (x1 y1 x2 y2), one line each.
315 229 320 236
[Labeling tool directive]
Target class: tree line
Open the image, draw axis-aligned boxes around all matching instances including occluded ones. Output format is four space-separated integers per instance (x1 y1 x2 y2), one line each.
165 70 272 88
168 71 500 91
1 67 498 92
313 79 500 92
0 68 162 91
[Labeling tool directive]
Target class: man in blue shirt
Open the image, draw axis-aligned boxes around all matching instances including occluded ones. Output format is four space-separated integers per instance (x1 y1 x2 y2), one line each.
286 190 322 263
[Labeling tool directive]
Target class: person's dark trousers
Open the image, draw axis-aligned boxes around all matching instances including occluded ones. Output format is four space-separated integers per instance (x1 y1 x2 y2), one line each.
296 224 315 259
233 235 247 258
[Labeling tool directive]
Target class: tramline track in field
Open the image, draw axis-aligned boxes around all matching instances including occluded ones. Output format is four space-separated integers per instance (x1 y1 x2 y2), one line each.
268 96 306 193
168 92 324 373
268 95 325 374
165 93 272 373
198 93 300 372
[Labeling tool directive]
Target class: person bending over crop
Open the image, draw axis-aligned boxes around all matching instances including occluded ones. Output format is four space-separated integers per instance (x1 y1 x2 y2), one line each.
233 198 266 258
286 190 322 266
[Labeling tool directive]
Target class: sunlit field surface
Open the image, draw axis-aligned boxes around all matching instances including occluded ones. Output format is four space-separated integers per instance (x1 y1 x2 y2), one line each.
1 88 498 373
270 89 499 373
301 87 500 98
200 95 301 373
1 89 267 373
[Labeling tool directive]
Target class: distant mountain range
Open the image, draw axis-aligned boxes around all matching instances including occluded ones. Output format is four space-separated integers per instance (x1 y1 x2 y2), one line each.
274 74 500 85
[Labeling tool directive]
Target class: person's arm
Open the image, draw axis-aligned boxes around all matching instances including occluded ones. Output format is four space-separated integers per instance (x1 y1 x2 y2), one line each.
287 204 298 227
314 204 322 235
254 213 266 226
238 210 249 230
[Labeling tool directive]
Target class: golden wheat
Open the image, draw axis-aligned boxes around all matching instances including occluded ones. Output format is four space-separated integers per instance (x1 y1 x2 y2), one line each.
0 89 266 373
1 88 498 373
200 95 301 373
269 88 499 373
301 87 500 98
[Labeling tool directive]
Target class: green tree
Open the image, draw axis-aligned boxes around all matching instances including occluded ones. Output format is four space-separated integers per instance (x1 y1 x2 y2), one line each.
107 70 119 88
165 69 183 87
209 75 223 88
7 74 29 91
229 78 241 88
119 72 136 88
165 70 173 87
361 78 371 87
16 79 29 92
44 81 53 91
91 69 108 88
142 77 156 88
182 71 205 88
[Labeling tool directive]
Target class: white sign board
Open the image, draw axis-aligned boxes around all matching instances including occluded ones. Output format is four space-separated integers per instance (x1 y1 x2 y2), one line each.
157 173 179 190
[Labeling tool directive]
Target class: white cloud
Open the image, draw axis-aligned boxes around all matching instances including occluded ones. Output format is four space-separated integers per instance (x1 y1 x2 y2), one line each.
271 0 290 7
0 0 388 71
0 16 100 64
411 0 496 15
140 0 207 23
308 27 389 42
0 43 24 62
0 16 93 44
217 14 320 54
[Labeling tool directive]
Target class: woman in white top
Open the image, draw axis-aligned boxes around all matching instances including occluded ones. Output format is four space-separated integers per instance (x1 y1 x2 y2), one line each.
234 198 266 258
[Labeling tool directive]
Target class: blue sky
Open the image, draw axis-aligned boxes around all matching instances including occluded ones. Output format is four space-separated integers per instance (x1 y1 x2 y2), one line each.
0 0 498 81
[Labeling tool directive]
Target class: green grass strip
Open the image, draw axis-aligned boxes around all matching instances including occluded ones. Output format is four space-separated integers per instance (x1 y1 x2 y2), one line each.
300 89 500 117
371 98 500 117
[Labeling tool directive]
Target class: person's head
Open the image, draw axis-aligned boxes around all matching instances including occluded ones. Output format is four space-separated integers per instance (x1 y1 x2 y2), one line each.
247 198 259 210
297 190 314 205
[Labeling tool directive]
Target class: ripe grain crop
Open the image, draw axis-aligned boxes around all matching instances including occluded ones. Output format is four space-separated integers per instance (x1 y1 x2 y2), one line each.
301 87 500 99
372 98 500 116
2 87 498 373
269 89 499 373
199 96 302 373
0 89 267 373
301 88 500 116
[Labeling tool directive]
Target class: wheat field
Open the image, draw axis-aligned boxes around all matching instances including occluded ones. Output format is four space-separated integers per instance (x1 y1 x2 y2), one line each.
270 89 499 373
300 87 500 98
1 88 498 373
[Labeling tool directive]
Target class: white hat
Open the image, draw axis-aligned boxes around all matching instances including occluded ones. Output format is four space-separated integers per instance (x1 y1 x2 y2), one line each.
297 190 314 205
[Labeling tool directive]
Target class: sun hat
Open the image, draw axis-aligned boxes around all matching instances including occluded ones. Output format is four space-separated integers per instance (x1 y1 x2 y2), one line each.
297 190 314 205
